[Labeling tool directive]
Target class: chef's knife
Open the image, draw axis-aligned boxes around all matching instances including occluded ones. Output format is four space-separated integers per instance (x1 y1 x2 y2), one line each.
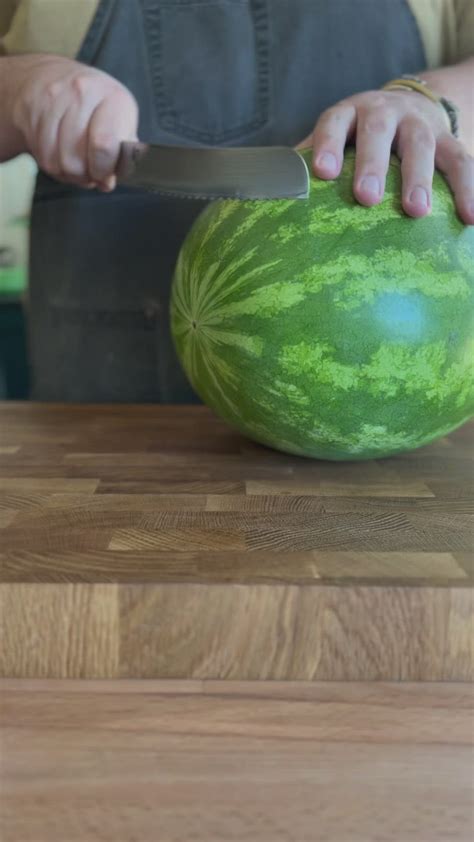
116 142 309 200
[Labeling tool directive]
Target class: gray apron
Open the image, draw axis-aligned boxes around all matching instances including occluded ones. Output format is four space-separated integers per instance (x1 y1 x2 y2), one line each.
29 0 426 402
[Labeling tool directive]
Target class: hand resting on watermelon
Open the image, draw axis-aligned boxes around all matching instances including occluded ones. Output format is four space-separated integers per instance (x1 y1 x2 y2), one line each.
299 58 474 225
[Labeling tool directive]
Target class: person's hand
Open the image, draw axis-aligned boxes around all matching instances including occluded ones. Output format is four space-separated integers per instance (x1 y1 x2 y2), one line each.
299 89 474 224
8 54 138 191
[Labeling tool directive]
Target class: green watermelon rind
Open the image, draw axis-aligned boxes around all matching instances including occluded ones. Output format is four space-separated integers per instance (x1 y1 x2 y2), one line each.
170 149 474 460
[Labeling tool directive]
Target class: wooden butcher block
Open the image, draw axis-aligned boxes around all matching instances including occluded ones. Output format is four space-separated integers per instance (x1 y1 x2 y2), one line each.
0 403 472 680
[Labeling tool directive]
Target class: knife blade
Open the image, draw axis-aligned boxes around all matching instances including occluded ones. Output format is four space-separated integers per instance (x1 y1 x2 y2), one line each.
116 142 309 200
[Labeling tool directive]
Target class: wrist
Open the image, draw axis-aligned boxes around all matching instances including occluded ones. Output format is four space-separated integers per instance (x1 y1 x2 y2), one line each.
417 58 474 154
382 75 459 137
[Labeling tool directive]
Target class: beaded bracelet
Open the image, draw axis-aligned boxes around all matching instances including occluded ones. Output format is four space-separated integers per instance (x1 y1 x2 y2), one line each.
382 75 460 137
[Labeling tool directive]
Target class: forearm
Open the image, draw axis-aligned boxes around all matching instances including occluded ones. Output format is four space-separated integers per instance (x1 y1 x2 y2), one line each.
0 56 28 161
419 57 474 154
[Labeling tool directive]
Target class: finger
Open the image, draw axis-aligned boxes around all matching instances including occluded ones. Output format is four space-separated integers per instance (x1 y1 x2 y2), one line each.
35 104 66 176
57 101 100 183
353 100 397 206
87 92 138 185
56 71 104 182
435 133 474 225
97 174 117 192
311 103 356 179
32 80 73 176
397 117 436 218
54 175 98 189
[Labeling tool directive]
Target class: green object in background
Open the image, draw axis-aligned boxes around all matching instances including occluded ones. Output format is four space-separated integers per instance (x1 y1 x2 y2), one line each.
171 148 474 461
0 260 30 399
0 265 30 398
0 266 27 297
0 155 34 397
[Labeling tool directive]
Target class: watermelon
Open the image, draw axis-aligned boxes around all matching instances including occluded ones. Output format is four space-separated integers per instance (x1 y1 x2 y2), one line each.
170 149 474 460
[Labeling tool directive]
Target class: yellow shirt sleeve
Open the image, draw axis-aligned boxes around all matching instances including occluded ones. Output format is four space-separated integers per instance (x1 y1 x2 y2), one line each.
1 0 98 57
408 0 474 67
0 0 19 44
453 0 474 61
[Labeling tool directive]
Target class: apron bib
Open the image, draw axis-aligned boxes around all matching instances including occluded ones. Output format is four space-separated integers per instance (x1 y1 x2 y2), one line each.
29 0 426 402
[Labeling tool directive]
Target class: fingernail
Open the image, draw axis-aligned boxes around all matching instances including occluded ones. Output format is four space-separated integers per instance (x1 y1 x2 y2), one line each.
360 175 380 197
316 152 338 172
99 175 116 193
409 186 429 209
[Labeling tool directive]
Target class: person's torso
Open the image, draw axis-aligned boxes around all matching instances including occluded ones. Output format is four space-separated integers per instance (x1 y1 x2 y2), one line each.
29 0 427 402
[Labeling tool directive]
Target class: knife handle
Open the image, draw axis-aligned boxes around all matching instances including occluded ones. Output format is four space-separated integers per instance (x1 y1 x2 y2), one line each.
116 141 149 181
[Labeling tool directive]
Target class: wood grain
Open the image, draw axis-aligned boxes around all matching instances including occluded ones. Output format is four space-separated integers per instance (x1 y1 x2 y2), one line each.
117 583 474 681
0 584 119 678
1 403 473 680
1 679 473 842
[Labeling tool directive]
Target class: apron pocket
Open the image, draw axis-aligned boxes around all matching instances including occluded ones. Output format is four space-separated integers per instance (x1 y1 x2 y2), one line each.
144 0 270 144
